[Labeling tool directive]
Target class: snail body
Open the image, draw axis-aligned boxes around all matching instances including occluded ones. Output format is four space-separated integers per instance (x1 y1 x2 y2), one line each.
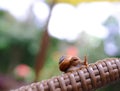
59 55 88 73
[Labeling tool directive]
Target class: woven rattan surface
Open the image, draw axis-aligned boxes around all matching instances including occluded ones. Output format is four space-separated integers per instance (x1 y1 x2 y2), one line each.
11 58 120 91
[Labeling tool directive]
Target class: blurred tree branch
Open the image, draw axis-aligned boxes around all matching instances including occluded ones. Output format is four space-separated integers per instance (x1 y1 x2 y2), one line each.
34 0 55 81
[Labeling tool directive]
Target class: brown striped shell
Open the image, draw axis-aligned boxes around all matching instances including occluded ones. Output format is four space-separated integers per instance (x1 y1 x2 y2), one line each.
59 55 88 73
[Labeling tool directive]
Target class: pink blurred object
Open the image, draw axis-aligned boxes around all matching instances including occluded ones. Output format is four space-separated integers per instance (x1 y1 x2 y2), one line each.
15 64 30 77
66 46 78 56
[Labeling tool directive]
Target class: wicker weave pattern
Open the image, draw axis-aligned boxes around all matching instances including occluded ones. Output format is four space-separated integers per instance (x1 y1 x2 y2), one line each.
11 58 120 91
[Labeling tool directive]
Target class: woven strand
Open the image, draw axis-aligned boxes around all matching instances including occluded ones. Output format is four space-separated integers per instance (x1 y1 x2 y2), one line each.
87 66 97 88
11 58 120 91
68 73 78 91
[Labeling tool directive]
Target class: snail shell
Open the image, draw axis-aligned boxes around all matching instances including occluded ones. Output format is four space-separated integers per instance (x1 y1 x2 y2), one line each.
59 55 84 73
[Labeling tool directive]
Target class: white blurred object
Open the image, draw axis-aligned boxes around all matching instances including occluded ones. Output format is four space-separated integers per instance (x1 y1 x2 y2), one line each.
77 2 115 24
0 0 34 21
48 4 82 41
33 1 50 22
48 3 113 41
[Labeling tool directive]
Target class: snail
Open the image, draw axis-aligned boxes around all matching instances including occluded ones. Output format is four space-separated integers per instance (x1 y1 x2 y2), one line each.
59 55 88 73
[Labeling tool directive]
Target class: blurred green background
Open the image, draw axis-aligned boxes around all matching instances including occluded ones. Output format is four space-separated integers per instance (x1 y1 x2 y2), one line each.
0 0 120 91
